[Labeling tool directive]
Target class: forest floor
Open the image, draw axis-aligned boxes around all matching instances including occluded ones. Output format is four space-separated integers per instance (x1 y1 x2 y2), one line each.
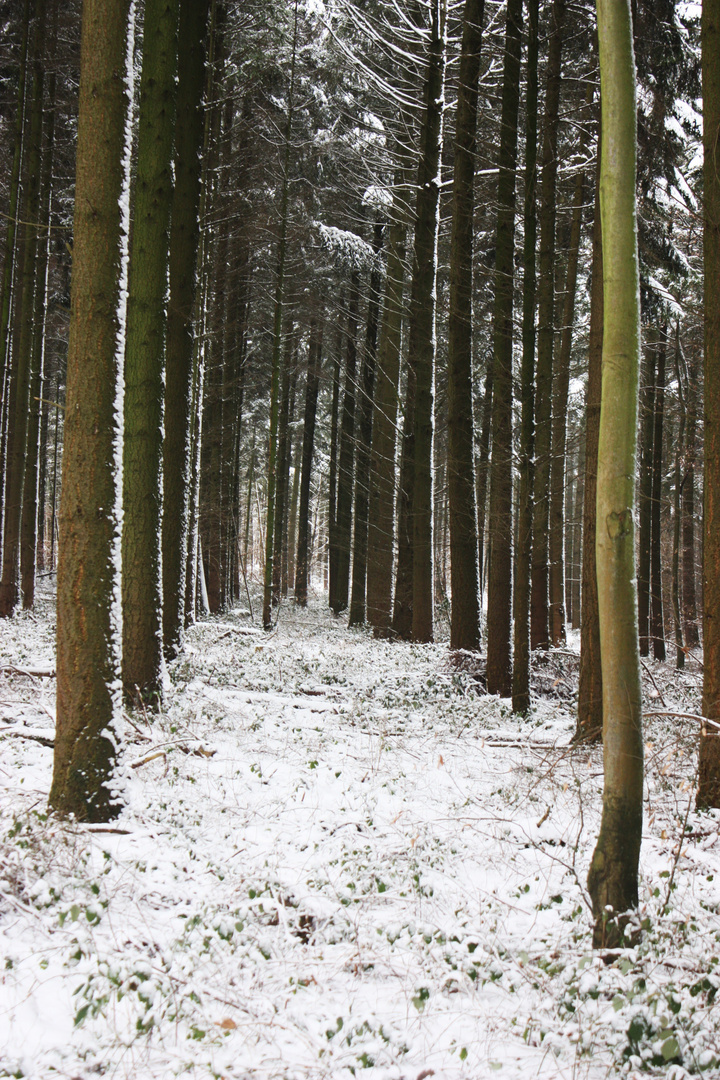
1 584 719 1079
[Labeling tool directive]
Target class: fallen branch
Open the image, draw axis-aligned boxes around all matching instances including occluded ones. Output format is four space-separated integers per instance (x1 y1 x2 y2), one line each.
0 726 54 747
644 710 720 732
0 665 55 679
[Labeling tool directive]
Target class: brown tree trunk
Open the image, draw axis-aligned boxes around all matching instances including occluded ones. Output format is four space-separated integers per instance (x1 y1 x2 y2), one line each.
576 135 603 742
699 0 720 809
295 320 322 606
530 0 566 650
637 346 656 656
650 326 666 661
447 0 484 652
485 0 522 695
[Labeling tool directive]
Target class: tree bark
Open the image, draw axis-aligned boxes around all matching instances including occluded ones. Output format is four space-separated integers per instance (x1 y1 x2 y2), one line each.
637 345 656 656
161 0 211 656
699 0 720 809
530 0 566 650
410 0 446 644
649 325 666 661
122 0 179 702
485 0 522 695
512 0 538 715
576 140 604 742
295 320 322 606
682 347 700 648
447 0 484 653
587 0 643 946
349 222 383 626
0 0 47 617
332 276 360 615
49 0 134 821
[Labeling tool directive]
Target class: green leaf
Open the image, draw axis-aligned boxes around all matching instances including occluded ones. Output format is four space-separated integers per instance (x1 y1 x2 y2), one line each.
661 1036 680 1061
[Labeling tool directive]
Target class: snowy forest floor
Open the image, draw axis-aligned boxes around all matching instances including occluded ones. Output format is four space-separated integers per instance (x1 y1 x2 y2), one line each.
1 584 720 1080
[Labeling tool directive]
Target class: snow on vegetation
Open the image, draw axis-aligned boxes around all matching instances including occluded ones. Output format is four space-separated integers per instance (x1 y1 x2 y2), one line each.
1 586 720 1079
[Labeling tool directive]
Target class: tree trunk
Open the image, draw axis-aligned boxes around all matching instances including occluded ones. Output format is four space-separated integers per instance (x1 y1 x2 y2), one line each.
366 166 410 636
349 222 383 626
682 347 700 648
327 328 341 610
587 0 643 946
122 0 179 703
332 275 360 615
672 323 685 669
649 326 666 661
410 0 446 644
295 320 322 606
485 0 522 696
272 332 294 605
447 0 484 653
21 3 57 609
548 98 590 646
0 0 47 618
511 0 538 715
49 0 134 821
637 346 656 656
530 0 566 650
576 142 603 742
262 0 298 630
161 0 211 656
699 0 720 809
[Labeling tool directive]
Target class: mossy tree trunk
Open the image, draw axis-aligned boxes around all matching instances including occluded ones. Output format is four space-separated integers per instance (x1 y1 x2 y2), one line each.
698 0 720 809
49 0 134 822
587 0 643 946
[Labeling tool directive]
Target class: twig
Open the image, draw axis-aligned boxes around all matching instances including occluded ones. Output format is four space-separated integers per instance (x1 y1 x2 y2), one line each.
664 773 697 910
640 659 667 707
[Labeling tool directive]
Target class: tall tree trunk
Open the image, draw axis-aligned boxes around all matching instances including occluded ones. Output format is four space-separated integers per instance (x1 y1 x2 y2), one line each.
587 0 643 946
392 375 416 639
548 100 590 646
161 0 211 656
262 0 298 630
327 327 341 610
576 144 603 742
49 0 134 821
122 0 179 703
512 0 538 714
672 323 685 669
0 0 47 617
332 276 360 615
475 360 492 602
0 0 30 446
21 2 57 609
366 165 410 636
447 0 484 652
485 0 522 695
272 332 294 605
295 319 322 606
410 0 446 644
698 0 720 809
349 222 383 626
682 347 700 648
637 346 656 655
649 325 666 661
530 0 566 650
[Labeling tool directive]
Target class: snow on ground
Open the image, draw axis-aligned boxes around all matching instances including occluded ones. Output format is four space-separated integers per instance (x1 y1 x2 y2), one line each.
1 585 720 1079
